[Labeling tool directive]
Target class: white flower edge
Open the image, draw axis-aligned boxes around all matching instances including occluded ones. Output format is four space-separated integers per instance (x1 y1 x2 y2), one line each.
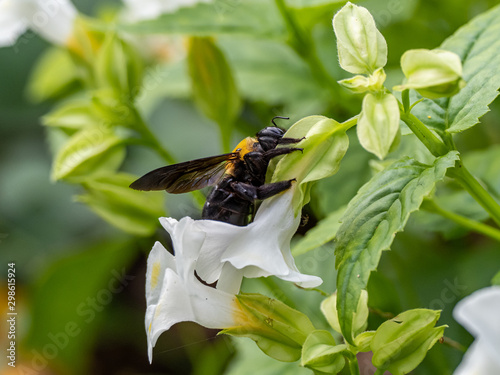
453 286 500 374
0 0 76 47
122 0 213 22
145 240 244 363
160 188 323 289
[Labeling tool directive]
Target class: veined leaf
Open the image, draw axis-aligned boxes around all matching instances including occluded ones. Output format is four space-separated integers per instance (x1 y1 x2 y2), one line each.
51 126 126 181
118 0 285 38
412 4 500 133
335 151 459 344
76 173 165 236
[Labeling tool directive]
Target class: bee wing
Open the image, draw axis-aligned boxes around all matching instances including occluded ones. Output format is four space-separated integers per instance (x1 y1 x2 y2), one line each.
129 152 238 193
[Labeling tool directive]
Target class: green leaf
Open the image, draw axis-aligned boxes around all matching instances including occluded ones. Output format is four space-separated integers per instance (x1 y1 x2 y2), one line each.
412 4 500 133
188 37 241 149
43 99 97 132
371 309 446 375
357 92 400 160
333 2 387 74
51 126 126 181
492 270 500 286
220 37 326 111
335 151 459 344
118 0 285 38
95 34 143 99
25 239 137 374
222 293 315 362
292 205 345 256
301 330 346 375
272 116 349 213
76 173 165 236
225 338 310 375
27 47 81 103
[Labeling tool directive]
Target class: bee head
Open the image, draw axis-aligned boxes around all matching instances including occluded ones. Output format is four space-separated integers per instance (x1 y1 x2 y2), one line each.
256 126 286 151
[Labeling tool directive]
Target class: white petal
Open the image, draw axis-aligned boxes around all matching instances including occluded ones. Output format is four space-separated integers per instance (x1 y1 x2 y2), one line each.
195 190 323 287
0 0 76 46
453 286 500 370
453 340 500 375
122 0 213 22
28 0 76 45
0 1 29 47
145 242 176 307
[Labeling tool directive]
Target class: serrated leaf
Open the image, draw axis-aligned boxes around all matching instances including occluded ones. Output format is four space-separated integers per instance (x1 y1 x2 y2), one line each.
76 173 165 236
335 151 459 344
292 205 345 256
412 4 500 133
51 126 126 181
118 0 285 38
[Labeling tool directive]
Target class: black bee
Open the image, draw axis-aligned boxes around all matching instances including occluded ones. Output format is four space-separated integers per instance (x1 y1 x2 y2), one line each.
129 117 303 226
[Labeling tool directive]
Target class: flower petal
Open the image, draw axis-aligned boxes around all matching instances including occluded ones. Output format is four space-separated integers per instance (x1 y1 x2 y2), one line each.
195 189 323 287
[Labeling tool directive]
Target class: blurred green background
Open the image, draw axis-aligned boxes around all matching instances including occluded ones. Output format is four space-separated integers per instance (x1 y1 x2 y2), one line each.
2 0 500 374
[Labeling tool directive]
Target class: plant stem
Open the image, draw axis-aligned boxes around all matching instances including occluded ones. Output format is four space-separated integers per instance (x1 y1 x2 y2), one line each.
399 111 448 157
448 158 500 228
441 336 467 353
274 0 339 100
374 368 386 375
421 198 500 242
339 115 358 132
346 353 361 375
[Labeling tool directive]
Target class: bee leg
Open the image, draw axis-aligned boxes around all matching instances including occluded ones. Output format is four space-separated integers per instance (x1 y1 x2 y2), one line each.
243 152 268 182
231 179 295 202
278 136 305 145
263 147 303 159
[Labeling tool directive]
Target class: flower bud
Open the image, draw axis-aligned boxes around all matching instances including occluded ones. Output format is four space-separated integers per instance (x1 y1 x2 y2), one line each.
222 293 315 362
371 309 446 374
301 330 347 374
393 49 465 99
320 290 369 337
333 2 387 74
338 68 386 93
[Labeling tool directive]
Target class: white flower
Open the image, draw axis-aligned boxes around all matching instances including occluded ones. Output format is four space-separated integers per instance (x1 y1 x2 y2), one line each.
0 0 76 47
122 0 213 22
160 188 323 292
453 286 500 375
145 236 245 363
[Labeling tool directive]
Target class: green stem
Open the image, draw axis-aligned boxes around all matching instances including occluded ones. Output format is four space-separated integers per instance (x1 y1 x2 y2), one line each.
344 352 360 375
441 336 467 353
422 198 500 242
399 111 448 157
374 369 386 375
274 0 339 100
448 158 500 228
339 115 358 132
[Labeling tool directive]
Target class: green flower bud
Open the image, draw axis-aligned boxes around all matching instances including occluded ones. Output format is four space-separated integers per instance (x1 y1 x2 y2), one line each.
393 49 466 99
358 92 400 160
333 2 387 74
301 330 347 375
221 294 315 362
338 68 386 93
320 290 368 337
371 309 447 375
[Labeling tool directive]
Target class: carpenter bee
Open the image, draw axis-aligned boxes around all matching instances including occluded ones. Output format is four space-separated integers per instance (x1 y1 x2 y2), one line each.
130 117 303 226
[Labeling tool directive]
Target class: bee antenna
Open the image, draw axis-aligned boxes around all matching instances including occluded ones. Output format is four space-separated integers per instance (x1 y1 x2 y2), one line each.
271 116 290 127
